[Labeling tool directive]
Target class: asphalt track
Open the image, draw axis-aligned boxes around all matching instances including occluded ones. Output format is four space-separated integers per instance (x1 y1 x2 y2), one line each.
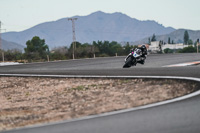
1 53 200 133
0 53 200 78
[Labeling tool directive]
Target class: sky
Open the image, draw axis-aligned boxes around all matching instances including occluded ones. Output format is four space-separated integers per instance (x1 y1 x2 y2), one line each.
0 0 200 32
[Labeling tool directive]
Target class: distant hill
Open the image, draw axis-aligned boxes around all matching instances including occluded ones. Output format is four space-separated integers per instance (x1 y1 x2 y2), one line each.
2 11 175 49
133 29 200 45
1 39 25 51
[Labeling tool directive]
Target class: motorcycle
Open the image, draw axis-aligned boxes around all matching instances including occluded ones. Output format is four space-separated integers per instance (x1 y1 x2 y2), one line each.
123 48 145 68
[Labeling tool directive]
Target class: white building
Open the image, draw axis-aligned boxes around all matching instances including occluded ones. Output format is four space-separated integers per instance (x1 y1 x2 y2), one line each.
162 43 191 50
148 41 161 53
149 41 195 53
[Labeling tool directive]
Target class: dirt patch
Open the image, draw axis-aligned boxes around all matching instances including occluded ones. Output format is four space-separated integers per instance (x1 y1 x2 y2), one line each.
0 77 199 131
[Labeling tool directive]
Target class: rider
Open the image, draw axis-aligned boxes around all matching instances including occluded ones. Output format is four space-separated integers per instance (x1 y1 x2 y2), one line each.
128 44 147 65
137 44 147 64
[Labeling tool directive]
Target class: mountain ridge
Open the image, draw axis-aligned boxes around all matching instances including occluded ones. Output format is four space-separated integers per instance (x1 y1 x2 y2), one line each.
132 29 200 45
1 39 25 51
2 11 175 49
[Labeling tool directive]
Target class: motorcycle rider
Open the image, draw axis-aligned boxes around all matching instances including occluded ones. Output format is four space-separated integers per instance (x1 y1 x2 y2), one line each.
138 44 147 64
129 45 147 65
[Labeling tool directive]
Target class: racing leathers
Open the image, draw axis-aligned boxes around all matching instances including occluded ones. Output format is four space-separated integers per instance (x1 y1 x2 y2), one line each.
137 45 147 64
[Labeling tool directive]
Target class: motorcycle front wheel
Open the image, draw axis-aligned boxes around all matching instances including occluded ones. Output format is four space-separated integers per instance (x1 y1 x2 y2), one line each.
123 57 132 68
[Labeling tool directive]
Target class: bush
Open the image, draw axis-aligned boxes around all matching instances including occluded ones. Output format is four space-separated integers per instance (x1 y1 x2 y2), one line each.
99 53 109 57
164 48 174 53
178 46 196 53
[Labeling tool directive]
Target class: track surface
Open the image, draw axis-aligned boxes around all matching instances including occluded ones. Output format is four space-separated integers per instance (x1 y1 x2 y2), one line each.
0 53 200 78
1 53 200 133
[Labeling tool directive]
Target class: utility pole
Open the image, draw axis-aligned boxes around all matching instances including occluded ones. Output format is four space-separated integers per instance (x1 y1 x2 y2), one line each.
0 21 4 63
197 39 199 53
68 18 78 59
0 21 1 50
91 45 95 58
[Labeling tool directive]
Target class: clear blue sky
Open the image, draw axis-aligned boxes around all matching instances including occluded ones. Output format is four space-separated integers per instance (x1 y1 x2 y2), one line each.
0 0 200 32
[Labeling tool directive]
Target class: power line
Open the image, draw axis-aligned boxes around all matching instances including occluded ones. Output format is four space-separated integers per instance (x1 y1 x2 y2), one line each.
68 18 78 59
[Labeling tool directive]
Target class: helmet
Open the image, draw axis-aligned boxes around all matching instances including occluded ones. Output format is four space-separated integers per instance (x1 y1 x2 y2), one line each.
140 45 146 50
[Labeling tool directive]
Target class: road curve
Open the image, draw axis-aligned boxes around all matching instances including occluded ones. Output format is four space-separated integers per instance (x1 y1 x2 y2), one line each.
1 53 200 133
0 53 200 78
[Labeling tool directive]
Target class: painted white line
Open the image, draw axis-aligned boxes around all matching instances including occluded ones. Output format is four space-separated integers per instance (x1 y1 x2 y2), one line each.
0 62 21 66
0 56 121 67
1 74 200 82
163 61 200 67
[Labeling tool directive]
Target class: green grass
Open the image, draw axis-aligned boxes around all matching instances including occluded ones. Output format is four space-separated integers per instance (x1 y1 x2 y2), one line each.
71 86 85 91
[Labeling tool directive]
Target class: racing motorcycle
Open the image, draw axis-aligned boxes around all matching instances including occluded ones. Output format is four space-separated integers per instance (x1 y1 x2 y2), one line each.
123 48 144 68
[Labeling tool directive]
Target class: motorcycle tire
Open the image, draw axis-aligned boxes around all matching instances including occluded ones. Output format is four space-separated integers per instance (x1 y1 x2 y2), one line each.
123 57 132 68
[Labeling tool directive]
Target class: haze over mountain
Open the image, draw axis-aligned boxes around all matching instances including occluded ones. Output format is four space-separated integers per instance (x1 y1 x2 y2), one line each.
133 29 200 45
1 39 24 51
2 11 175 49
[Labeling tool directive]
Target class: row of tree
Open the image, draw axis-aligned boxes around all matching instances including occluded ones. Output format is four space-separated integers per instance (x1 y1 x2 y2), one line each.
1 32 199 62
183 30 194 45
148 30 196 45
148 34 176 45
164 46 200 53
0 36 137 62
148 30 200 54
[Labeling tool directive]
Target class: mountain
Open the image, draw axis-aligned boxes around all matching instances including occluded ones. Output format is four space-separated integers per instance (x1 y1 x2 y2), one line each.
1 39 25 51
132 29 200 45
2 11 175 49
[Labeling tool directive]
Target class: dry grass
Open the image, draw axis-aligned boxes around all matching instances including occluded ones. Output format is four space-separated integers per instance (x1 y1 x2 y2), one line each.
0 77 198 131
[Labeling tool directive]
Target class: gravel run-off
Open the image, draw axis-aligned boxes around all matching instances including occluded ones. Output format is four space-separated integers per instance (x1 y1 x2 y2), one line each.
0 77 199 131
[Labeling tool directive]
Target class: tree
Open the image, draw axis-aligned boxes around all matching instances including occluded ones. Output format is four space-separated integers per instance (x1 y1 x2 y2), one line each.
123 42 136 54
178 46 196 53
164 48 174 53
184 30 189 45
110 41 123 56
24 36 49 62
151 34 156 42
4 49 23 61
93 40 103 56
168 37 171 44
50 46 68 60
188 39 193 45
148 38 151 45
68 41 82 58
